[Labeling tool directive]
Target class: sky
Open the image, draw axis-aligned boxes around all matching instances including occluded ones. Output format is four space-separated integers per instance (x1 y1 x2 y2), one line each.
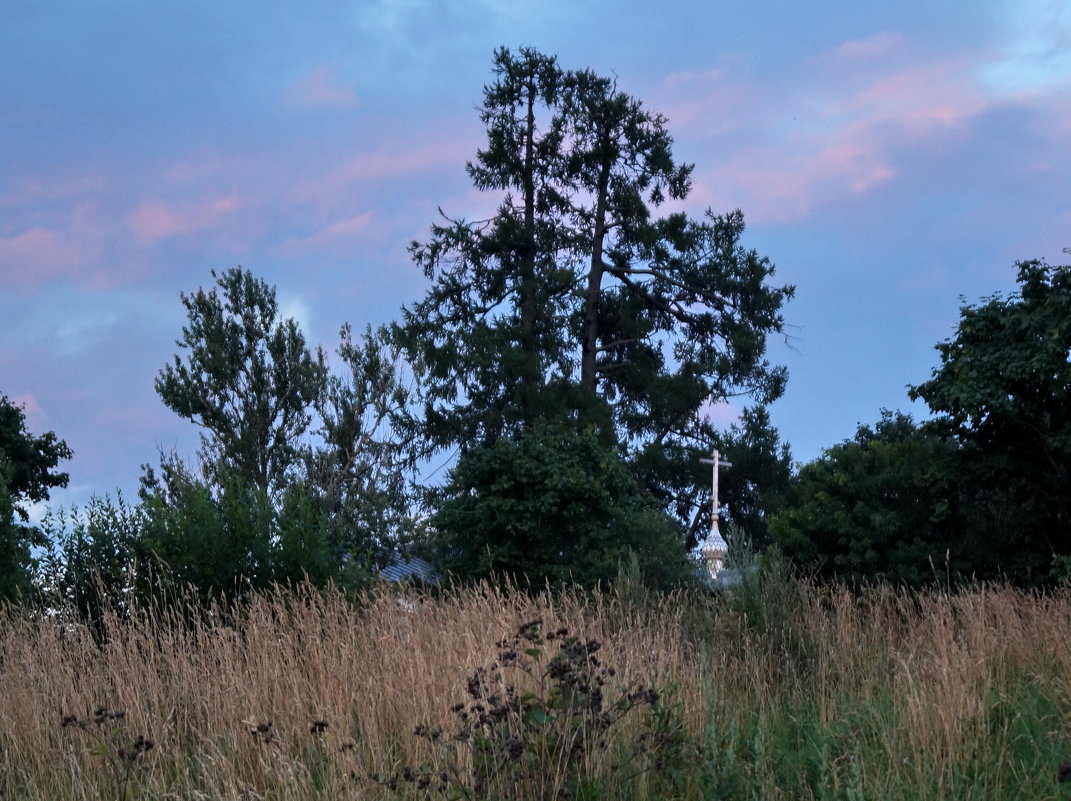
2 0 1069 516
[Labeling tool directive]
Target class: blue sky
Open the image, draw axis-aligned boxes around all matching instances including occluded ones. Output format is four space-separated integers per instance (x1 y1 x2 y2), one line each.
2 0 1069 514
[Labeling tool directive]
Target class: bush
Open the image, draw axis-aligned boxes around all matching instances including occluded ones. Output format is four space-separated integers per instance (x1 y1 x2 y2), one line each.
432 424 691 590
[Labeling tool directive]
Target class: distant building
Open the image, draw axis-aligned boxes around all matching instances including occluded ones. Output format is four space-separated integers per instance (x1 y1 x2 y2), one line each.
379 554 438 584
711 564 757 589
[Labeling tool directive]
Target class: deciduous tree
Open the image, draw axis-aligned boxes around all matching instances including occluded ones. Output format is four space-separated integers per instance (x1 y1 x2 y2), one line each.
306 323 418 566
431 423 691 588
769 411 962 586
152 268 416 586
909 256 1071 583
0 394 72 600
155 267 327 495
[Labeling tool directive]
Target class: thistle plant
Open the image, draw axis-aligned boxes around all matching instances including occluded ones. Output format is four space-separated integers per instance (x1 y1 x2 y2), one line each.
370 619 698 801
60 708 154 801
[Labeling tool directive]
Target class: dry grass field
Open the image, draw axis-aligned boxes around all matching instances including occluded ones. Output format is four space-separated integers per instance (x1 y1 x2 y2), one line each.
2 567 1071 800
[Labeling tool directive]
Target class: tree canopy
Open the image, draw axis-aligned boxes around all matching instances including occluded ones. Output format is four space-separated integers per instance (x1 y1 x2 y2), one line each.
305 323 418 564
401 48 791 452
0 395 72 522
769 411 962 586
143 267 418 596
155 267 327 495
0 395 72 600
774 255 1071 587
397 48 793 581
909 256 1071 583
431 423 688 588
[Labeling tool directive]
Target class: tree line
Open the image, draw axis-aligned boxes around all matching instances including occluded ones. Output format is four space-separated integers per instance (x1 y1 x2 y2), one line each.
2 48 1069 613
773 256 1071 586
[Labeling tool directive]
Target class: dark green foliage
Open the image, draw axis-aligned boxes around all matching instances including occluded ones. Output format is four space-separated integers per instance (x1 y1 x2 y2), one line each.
398 47 793 552
909 256 1071 584
0 395 72 519
137 461 342 599
37 471 365 621
432 424 691 589
150 269 415 587
138 459 273 596
590 208 792 524
0 395 71 601
774 256 1071 587
400 48 576 449
272 482 342 588
306 323 417 569
0 463 37 602
713 407 793 551
769 411 962 586
32 266 411 618
38 493 143 623
642 404 792 551
155 267 327 495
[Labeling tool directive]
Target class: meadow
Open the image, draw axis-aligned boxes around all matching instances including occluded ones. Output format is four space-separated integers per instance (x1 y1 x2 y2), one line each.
2 566 1071 800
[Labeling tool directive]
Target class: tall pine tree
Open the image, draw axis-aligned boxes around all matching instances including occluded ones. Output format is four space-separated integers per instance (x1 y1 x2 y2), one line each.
399 48 792 553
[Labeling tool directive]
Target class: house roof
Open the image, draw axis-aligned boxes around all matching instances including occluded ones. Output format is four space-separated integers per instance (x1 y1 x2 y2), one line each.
379 555 438 584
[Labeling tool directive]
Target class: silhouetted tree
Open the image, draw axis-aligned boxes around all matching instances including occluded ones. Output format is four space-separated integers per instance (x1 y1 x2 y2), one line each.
909 256 1071 583
0 394 71 601
155 267 327 496
398 48 792 580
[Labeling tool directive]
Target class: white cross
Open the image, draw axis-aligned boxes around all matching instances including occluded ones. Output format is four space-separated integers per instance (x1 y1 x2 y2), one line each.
699 448 733 533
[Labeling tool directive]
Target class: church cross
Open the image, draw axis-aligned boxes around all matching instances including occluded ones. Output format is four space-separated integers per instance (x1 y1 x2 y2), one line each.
699 448 733 533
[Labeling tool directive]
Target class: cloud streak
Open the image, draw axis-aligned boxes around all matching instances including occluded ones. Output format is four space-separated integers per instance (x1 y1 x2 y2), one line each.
287 134 477 214
126 193 246 245
278 211 375 255
0 203 106 289
290 66 358 108
682 54 1001 223
829 32 905 60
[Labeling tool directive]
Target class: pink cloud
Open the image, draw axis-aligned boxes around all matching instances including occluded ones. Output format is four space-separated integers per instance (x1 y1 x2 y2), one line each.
693 128 900 225
811 133 897 193
686 59 991 223
829 32 905 60
288 133 476 213
278 211 375 255
0 203 105 288
656 70 746 136
126 192 245 245
700 398 743 428
831 61 987 126
291 66 358 108
0 227 83 286
10 392 44 424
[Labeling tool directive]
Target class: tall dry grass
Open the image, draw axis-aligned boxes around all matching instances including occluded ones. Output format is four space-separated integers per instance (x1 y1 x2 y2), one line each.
697 575 1071 800
0 580 699 800
1 572 1070 800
